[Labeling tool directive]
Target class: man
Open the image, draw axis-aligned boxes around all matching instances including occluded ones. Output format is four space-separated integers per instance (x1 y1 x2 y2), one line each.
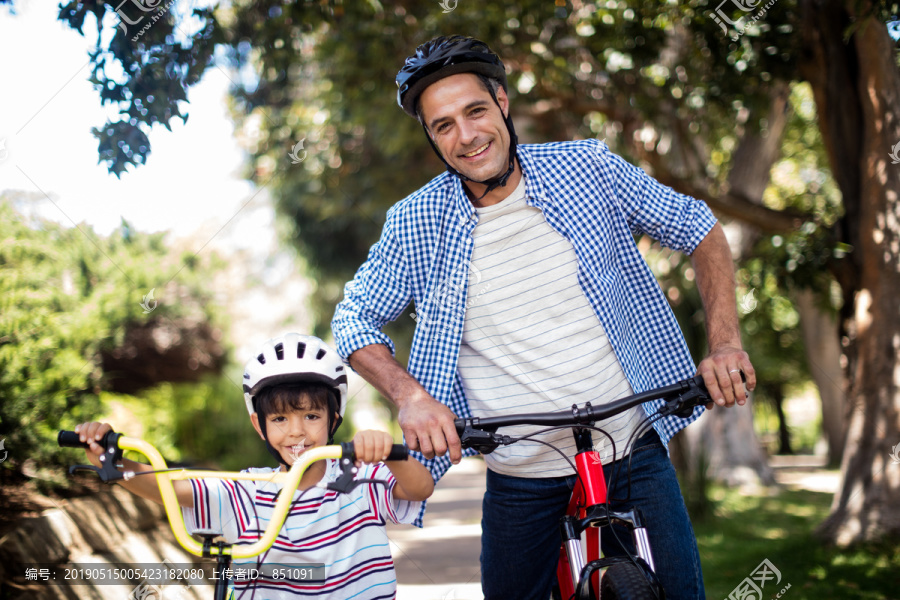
332 35 755 600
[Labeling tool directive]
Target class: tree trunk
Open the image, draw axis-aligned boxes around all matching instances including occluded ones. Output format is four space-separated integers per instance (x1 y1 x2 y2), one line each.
793 287 846 467
767 384 793 455
800 0 900 545
726 80 792 256
687 396 778 486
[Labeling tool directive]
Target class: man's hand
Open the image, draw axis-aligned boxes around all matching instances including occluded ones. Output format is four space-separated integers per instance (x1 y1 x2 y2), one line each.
349 344 463 465
697 345 756 408
690 223 757 409
397 391 462 464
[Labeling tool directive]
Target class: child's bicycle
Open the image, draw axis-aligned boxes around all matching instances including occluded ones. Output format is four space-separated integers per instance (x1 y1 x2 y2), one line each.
454 374 714 600
58 430 409 599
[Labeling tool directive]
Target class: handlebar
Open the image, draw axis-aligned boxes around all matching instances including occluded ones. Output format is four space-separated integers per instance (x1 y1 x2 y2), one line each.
58 430 408 559
454 375 712 454
58 431 407 463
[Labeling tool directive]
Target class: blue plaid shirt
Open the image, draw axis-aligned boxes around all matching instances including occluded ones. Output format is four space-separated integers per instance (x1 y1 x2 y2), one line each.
333 139 716 495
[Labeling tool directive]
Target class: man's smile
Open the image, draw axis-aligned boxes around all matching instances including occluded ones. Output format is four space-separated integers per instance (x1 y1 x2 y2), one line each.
461 141 491 159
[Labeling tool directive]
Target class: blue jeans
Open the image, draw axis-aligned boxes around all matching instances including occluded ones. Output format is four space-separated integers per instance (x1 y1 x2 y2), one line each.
480 429 705 600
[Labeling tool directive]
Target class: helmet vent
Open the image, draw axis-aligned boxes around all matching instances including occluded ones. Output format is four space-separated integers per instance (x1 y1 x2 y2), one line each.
316 348 327 360
257 353 265 364
274 343 284 360
297 342 306 358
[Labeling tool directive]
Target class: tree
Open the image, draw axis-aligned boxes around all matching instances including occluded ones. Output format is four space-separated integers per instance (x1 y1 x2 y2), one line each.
797 0 900 545
35 0 900 543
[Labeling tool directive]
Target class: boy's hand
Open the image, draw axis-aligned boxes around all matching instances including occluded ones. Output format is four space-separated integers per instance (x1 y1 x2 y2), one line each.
353 430 396 465
74 422 114 468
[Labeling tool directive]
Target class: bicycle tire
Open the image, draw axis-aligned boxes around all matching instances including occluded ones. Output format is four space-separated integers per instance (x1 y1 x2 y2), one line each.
600 563 657 600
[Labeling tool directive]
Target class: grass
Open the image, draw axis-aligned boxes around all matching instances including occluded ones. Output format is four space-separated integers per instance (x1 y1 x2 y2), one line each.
694 485 900 599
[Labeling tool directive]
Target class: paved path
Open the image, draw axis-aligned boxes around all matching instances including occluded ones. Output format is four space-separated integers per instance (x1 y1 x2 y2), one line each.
390 457 487 600
769 454 841 493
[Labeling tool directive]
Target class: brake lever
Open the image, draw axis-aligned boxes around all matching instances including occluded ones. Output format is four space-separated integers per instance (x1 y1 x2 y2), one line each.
658 377 711 419
67 441 126 483
325 456 359 494
459 425 510 455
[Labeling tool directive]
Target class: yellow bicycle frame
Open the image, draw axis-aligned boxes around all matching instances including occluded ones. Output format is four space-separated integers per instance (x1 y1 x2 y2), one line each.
118 436 343 558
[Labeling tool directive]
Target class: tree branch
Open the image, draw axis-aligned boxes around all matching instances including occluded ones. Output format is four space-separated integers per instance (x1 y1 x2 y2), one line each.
521 99 810 233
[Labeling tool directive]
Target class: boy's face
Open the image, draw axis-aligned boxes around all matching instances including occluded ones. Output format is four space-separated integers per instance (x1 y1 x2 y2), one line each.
251 396 337 466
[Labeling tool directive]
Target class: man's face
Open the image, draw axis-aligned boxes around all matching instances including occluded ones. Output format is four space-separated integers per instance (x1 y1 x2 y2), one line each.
418 73 511 184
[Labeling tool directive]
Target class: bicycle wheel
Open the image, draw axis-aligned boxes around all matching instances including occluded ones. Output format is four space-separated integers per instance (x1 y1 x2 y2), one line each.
599 563 658 600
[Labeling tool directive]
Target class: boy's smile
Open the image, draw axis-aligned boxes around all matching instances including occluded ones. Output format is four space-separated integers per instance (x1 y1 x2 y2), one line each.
287 439 308 462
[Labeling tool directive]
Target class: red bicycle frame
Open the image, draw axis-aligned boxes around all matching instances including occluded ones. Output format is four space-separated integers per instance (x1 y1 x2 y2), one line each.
555 428 657 599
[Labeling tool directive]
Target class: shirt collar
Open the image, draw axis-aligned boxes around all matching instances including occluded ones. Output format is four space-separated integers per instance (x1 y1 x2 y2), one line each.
517 145 548 206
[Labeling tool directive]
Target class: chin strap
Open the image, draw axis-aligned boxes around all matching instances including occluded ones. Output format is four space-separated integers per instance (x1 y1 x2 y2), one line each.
423 85 519 203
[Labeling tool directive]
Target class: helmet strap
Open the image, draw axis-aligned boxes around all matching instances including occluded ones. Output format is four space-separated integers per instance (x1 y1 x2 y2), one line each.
422 83 519 203
327 414 343 445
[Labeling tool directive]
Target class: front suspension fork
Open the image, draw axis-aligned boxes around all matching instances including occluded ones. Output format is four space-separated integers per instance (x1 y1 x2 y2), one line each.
559 507 657 598
558 428 657 597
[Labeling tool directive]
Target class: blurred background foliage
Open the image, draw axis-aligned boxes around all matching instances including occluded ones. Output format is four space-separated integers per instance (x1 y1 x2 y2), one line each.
1 1 897 535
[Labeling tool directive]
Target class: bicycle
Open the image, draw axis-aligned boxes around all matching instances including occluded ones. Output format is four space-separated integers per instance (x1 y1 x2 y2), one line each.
58 430 408 600
454 374 713 600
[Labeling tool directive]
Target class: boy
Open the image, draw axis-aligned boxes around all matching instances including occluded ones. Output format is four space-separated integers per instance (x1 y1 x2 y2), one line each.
76 333 434 599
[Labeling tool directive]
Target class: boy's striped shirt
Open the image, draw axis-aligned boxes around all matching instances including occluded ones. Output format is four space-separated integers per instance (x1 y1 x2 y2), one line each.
183 460 421 599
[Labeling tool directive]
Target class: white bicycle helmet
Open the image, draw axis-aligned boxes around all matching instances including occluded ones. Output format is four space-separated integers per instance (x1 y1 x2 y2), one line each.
243 333 348 417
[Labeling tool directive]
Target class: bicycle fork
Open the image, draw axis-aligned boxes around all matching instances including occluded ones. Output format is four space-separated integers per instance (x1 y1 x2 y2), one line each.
556 429 657 599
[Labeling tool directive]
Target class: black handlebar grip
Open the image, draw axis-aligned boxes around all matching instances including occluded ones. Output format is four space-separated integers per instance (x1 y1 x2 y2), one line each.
58 430 87 448
58 430 119 450
386 444 408 461
340 442 409 462
454 418 466 436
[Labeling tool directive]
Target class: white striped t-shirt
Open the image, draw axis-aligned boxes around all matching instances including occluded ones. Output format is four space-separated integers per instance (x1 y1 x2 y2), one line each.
458 175 646 477
182 460 421 599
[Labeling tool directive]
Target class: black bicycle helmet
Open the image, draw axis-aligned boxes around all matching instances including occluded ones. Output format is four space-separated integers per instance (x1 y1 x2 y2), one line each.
396 35 518 199
397 35 508 118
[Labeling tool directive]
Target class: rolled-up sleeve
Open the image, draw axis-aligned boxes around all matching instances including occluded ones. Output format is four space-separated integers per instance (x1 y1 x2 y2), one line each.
332 219 413 361
605 149 716 254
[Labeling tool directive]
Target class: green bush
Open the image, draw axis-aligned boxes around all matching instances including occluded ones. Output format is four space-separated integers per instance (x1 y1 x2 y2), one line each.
0 195 225 483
